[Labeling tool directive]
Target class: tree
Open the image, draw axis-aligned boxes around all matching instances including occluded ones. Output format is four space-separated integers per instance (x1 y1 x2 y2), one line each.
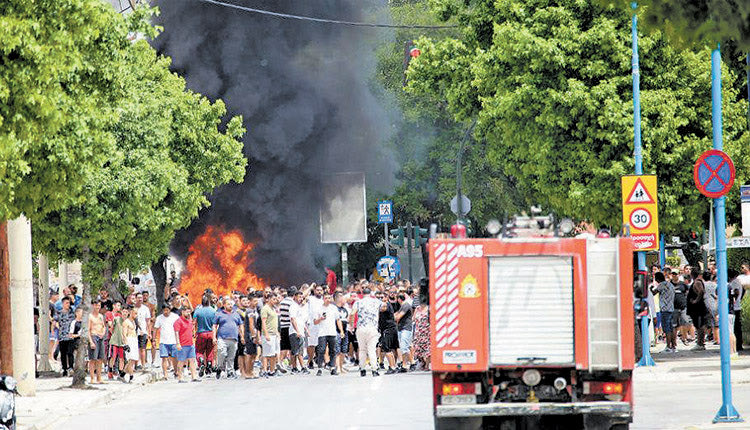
32 6 246 387
0 0 136 222
374 0 522 235
407 0 750 234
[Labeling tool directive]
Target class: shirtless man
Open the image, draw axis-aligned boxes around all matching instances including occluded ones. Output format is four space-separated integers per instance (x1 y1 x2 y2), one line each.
88 300 107 383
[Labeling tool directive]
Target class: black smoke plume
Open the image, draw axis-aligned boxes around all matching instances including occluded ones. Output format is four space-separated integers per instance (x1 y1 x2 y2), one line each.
152 0 396 283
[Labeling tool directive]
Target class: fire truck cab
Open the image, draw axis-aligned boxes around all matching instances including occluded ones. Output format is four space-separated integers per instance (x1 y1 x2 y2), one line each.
429 237 634 430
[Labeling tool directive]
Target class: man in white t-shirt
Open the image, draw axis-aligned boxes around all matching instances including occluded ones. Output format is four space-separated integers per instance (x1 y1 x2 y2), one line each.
134 293 152 368
306 285 324 369
288 289 310 374
314 292 341 376
154 305 179 379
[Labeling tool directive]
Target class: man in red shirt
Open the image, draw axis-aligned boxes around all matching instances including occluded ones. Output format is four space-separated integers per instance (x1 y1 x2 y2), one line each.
173 307 199 383
326 268 337 294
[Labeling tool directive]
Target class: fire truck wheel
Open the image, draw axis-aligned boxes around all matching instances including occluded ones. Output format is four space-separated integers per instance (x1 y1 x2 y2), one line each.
434 417 482 430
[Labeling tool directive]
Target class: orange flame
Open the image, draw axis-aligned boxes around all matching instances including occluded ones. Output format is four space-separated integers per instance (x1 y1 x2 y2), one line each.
180 225 267 305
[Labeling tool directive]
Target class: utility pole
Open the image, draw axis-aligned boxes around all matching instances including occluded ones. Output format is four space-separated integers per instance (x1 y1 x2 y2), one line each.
711 45 742 424
456 120 477 225
37 255 52 372
384 222 390 257
406 222 413 283
0 222 13 375
632 2 655 368
59 261 68 291
340 244 348 286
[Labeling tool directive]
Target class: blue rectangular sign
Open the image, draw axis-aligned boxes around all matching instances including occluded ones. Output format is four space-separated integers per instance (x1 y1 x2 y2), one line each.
377 200 393 224
742 185 750 203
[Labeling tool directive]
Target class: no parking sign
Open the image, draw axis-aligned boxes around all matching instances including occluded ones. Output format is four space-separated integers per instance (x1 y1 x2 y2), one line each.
694 149 735 198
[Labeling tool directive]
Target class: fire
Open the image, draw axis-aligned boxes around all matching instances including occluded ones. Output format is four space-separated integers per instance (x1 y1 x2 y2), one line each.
179 225 267 305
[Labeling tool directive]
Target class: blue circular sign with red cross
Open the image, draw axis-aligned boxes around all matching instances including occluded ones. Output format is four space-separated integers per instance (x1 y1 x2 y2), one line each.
694 149 735 198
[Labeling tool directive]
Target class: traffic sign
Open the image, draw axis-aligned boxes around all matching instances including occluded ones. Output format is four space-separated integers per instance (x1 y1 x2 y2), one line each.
728 237 750 249
450 195 471 216
625 178 655 204
694 149 735 198
376 256 400 282
741 185 750 203
377 200 393 224
621 175 659 251
629 208 652 230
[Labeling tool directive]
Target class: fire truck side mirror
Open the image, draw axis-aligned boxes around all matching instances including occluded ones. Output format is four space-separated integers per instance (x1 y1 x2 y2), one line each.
633 270 647 299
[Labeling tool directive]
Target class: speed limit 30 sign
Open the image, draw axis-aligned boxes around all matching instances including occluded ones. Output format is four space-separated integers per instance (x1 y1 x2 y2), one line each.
621 175 659 251
629 208 652 230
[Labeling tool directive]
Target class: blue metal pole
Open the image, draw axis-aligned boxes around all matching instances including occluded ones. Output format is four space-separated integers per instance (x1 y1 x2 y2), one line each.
711 46 742 424
659 234 666 268
632 2 643 180
631 3 646 274
631 2 655 368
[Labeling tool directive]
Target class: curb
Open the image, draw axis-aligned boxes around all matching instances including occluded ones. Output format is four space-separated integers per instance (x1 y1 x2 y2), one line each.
20 370 158 430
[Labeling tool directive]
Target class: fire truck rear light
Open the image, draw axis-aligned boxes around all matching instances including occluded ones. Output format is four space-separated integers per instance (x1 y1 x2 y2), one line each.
603 382 623 394
583 381 623 395
442 382 477 396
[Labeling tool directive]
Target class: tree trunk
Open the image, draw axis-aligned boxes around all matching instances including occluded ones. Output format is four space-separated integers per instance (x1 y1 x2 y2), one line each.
71 247 91 388
151 255 167 311
0 222 13 375
8 215 36 395
37 255 52 372
102 257 123 303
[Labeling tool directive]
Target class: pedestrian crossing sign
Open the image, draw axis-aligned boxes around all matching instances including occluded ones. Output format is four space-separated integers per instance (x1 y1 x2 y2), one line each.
621 175 659 251
625 178 655 204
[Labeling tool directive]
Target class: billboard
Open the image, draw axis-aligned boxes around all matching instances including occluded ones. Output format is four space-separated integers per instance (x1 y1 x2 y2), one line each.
320 172 367 243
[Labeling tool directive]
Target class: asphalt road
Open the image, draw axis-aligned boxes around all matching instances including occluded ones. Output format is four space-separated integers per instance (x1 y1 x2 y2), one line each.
55 369 436 430
54 356 750 430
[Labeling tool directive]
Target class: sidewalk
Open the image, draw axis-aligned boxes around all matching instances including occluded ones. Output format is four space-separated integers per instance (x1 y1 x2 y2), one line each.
633 341 750 429
16 369 158 430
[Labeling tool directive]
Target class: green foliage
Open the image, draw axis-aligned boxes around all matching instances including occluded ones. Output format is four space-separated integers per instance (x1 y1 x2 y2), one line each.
605 0 750 51
373 0 523 238
31 4 246 281
665 255 681 267
727 247 750 273
0 0 132 221
407 0 750 234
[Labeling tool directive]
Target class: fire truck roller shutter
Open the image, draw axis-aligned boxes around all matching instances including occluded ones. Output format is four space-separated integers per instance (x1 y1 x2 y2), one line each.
488 256 574 365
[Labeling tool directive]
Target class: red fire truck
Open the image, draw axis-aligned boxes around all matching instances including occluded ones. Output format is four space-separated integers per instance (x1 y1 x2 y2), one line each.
429 237 635 430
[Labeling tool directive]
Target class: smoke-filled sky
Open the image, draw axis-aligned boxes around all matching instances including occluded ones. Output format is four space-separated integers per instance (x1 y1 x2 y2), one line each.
153 0 397 283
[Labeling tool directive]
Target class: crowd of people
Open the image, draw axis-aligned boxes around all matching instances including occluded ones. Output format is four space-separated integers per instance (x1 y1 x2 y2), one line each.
646 261 749 357
44 277 431 383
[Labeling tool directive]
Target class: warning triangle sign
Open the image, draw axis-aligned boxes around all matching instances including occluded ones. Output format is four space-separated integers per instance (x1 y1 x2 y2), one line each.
626 178 655 204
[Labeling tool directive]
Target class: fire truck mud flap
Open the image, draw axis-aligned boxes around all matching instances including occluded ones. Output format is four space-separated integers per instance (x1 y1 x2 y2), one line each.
436 401 631 419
